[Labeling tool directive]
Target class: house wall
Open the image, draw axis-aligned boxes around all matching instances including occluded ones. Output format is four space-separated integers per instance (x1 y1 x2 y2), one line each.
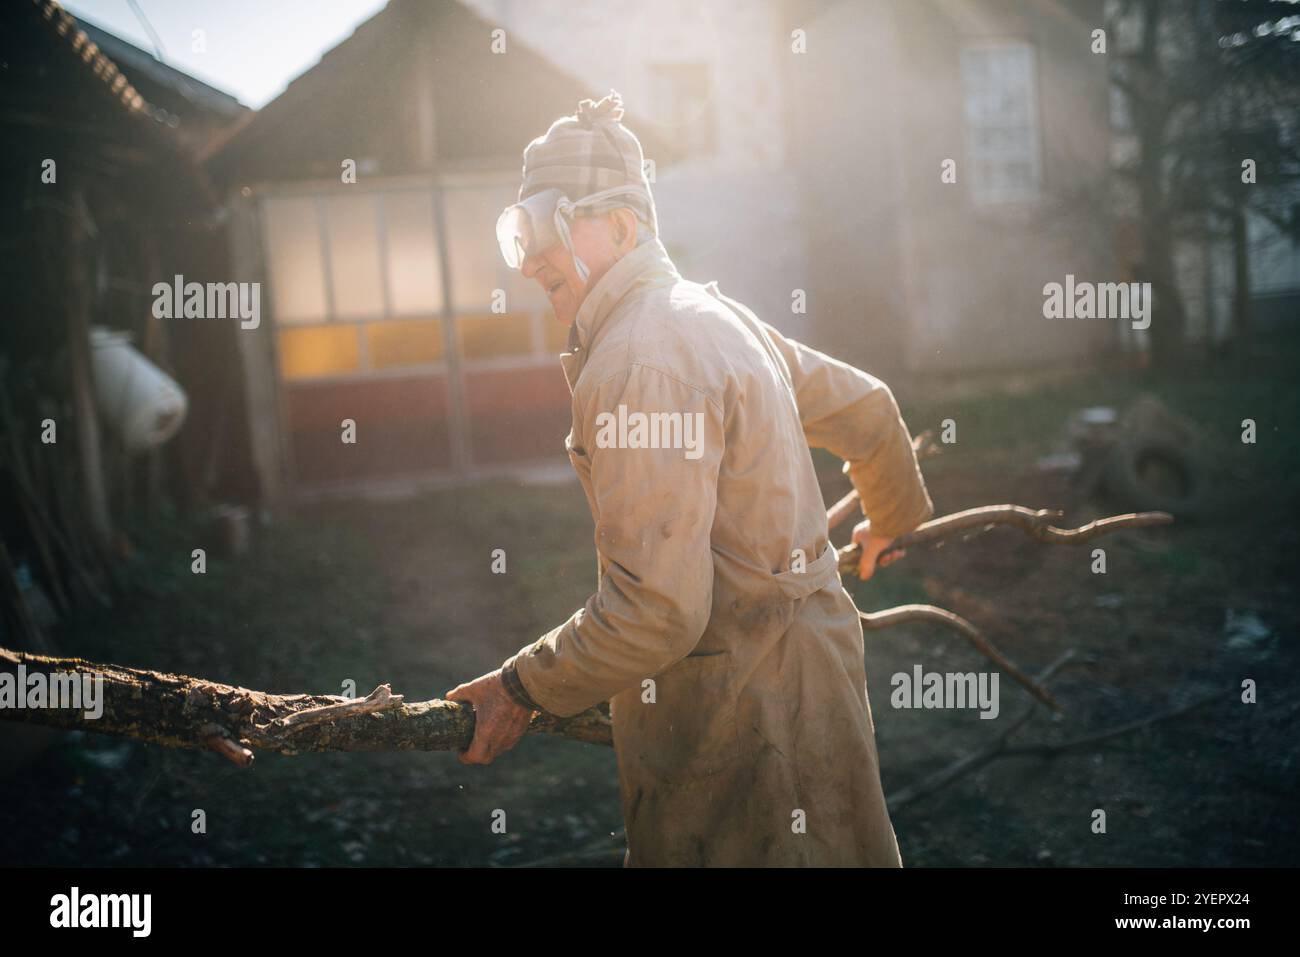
458 0 810 338
785 0 910 373
795 0 1114 375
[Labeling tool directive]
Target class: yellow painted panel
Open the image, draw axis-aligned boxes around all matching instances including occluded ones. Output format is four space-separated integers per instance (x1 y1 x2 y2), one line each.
457 313 534 361
367 319 445 368
541 311 571 353
278 325 361 380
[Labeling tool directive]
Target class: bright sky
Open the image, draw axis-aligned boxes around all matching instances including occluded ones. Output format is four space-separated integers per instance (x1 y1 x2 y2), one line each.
62 0 390 109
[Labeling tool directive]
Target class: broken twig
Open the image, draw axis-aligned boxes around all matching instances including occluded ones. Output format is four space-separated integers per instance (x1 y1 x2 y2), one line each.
269 683 403 734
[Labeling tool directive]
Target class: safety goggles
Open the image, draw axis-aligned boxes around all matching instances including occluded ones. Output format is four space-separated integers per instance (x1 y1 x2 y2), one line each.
495 185 652 272
496 188 567 270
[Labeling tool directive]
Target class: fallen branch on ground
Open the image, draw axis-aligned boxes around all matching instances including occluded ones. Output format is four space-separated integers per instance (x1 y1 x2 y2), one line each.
860 604 1060 711
886 650 1083 811
886 649 1227 811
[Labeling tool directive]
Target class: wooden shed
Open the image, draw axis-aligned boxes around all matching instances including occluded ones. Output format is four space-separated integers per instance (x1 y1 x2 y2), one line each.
204 0 672 498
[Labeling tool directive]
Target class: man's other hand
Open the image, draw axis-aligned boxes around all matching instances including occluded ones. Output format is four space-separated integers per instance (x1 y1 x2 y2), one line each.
851 519 905 581
444 669 534 765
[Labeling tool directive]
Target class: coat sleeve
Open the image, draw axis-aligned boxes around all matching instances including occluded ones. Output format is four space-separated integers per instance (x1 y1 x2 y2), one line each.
509 362 724 718
759 321 933 539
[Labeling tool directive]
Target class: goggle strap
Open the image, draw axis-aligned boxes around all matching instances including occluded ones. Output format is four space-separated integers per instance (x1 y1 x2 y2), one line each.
553 203 591 283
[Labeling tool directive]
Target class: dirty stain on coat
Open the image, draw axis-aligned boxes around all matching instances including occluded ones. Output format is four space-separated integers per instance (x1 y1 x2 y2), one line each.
511 238 934 866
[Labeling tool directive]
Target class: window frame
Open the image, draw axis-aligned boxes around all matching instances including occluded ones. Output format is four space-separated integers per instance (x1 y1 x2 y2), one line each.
254 175 559 387
959 39 1044 207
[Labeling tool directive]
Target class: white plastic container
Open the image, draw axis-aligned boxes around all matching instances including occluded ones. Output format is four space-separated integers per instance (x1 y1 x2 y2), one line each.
89 327 188 453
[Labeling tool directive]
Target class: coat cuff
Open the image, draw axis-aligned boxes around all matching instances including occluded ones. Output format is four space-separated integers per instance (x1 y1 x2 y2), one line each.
510 621 595 718
500 654 543 713
843 458 935 540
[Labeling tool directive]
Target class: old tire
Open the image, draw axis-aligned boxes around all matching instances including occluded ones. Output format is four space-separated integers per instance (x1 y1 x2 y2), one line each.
1104 433 1208 517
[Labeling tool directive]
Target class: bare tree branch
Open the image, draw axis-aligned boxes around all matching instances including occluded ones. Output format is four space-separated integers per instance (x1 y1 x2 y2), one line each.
886 651 1082 811
834 503 1173 575
888 672 1227 812
860 604 1060 711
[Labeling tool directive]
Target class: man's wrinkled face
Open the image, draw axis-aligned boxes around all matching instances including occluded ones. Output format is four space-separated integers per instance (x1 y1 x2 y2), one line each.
521 211 633 326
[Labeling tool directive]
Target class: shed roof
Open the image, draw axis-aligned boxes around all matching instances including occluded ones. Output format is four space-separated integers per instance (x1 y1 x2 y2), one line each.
76 18 247 120
204 0 677 185
4 0 219 206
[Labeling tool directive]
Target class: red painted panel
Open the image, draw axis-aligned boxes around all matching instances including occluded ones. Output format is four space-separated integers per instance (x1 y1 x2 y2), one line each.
464 365 572 465
285 375 452 484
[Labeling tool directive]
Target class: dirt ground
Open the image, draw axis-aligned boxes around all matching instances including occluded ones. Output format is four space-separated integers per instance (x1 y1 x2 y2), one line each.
2 336 1297 867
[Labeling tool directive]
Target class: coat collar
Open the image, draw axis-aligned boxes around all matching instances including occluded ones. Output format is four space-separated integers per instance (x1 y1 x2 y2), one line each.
559 238 679 390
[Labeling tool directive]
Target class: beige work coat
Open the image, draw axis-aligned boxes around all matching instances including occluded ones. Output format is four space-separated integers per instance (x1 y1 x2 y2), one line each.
511 238 933 867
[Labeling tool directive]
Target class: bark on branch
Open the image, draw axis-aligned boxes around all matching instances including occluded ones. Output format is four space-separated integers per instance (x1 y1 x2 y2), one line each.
834 503 1173 575
0 647 612 765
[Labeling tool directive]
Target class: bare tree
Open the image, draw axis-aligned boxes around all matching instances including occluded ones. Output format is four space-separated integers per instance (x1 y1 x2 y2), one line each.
1108 0 1300 363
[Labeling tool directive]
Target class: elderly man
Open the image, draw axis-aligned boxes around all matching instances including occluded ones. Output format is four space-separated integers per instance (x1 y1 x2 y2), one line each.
446 91 933 867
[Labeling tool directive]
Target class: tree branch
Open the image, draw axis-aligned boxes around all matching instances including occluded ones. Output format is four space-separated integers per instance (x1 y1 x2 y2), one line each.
888 670 1227 812
860 604 1060 711
0 647 612 763
886 651 1082 811
834 504 1173 575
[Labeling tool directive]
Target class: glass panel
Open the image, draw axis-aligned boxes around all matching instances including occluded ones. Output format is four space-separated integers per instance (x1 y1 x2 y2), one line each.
961 43 1039 203
262 196 327 323
444 185 515 312
366 318 445 368
325 194 384 319
384 190 444 314
278 325 361 380
457 313 534 361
